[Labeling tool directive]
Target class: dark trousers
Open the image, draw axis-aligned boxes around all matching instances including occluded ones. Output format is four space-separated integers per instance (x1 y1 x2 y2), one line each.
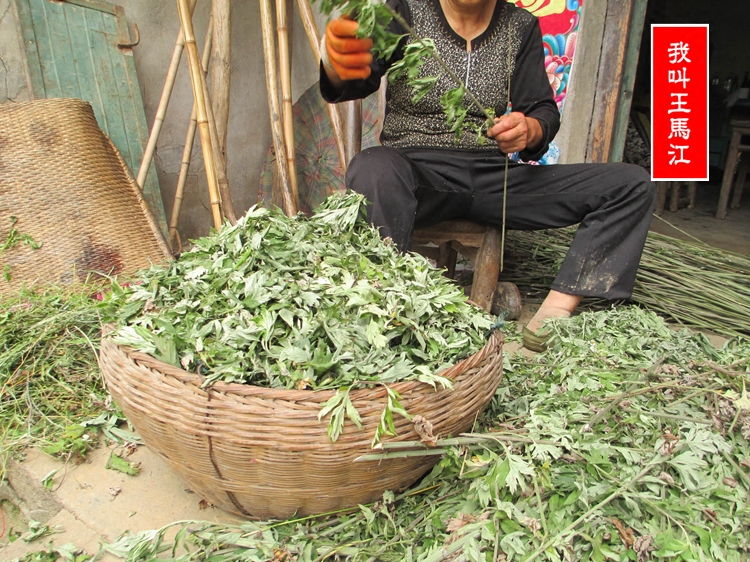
346 146 656 300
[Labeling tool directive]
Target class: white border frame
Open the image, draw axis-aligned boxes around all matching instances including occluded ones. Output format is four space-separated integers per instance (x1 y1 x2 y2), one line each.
651 23 710 182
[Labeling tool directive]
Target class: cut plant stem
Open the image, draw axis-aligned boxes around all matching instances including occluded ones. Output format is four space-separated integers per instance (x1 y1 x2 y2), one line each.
523 455 663 562
623 408 713 425
356 449 448 461
357 432 558 461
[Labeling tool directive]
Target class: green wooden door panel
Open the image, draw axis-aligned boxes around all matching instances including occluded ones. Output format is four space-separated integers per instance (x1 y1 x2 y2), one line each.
14 0 167 236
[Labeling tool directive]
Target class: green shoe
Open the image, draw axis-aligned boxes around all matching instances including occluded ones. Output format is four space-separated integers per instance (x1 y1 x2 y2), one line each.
522 325 550 352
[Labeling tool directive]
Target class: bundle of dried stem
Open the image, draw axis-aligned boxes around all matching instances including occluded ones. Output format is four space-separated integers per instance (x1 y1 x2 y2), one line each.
500 228 750 338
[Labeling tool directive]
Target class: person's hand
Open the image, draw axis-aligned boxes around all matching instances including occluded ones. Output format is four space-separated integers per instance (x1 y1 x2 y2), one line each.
324 18 373 81
487 112 541 154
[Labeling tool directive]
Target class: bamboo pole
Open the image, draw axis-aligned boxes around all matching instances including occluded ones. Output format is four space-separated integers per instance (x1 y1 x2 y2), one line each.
176 0 223 230
136 0 198 189
259 0 297 216
295 0 348 171
168 9 216 250
208 0 236 224
276 0 299 205
169 109 197 251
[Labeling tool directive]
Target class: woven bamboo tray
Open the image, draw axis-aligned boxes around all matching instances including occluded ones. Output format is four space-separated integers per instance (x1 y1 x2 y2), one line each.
100 330 504 519
0 99 172 296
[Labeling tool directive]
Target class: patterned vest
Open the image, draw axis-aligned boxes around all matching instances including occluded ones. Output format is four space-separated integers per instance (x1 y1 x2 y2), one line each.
380 0 532 150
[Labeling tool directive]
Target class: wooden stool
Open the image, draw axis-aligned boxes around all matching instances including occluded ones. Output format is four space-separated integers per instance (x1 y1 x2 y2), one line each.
717 114 750 219
717 146 749 218
655 181 697 215
412 221 503 313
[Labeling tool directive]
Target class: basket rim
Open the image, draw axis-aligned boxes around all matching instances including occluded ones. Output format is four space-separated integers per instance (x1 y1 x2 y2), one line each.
101 326 504 402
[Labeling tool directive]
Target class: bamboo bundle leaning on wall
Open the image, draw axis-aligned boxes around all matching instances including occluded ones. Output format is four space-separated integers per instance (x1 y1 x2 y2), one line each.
259 0 298 216
202 66 235 223
176 0 224 229
276 0 299 204
136 0 198 189
207 0 236 224
296 0 348 171
168 11 216 251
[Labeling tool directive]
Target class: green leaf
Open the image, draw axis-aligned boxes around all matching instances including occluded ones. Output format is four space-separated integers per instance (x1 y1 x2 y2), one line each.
21 520 56 543
318 388 362 442
105 451 141 476
366 319 388 348
41 470 58 490
667 451 707 491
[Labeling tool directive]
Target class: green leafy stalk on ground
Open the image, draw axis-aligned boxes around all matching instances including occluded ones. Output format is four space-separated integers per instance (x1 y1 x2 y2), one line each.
0 285 108 473
9 542 90 562
100 306 750 562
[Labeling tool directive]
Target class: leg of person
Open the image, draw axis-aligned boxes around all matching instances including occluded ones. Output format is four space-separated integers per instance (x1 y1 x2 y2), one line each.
469 159 656 347
345 146 475 250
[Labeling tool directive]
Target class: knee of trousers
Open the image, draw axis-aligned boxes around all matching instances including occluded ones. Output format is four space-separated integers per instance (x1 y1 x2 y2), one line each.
608 162 656 209
345 146 415 200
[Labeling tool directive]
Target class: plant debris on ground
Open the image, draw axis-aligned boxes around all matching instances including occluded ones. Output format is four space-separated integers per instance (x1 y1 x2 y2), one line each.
5 201 750 561
0 286 108 473
100 306 750 562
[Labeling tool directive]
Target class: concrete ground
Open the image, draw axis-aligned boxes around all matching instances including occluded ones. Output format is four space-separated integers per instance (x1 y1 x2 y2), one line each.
649 180 750 255
1 181 746 561
1 445 245 560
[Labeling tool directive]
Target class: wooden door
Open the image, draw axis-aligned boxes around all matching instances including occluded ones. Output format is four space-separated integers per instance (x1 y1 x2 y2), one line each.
556 0 649 164
13 0 168 234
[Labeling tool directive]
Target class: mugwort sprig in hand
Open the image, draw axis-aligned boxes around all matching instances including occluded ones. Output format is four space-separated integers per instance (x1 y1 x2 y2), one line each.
317 0 501 143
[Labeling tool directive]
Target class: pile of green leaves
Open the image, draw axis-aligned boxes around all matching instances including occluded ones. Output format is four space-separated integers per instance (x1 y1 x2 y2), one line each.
102 306 750 561
500 228 750 338
102 193 492 434
0 286 107 473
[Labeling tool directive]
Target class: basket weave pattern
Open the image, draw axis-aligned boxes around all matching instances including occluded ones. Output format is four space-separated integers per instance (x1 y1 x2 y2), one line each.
100 331 503 518
0 99 171 295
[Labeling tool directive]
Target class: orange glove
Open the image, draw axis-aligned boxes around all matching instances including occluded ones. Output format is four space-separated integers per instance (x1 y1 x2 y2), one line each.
323 18 373 81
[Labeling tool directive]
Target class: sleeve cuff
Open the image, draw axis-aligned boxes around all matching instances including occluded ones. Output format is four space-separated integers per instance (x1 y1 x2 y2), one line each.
518 117 551 162
320 63 347 103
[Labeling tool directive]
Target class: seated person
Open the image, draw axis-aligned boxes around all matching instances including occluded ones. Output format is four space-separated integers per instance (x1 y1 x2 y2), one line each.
319 0 655 350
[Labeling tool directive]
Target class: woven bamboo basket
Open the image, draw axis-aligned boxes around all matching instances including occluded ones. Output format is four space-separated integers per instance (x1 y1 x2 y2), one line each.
0 99 172 296
100 330 503 519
